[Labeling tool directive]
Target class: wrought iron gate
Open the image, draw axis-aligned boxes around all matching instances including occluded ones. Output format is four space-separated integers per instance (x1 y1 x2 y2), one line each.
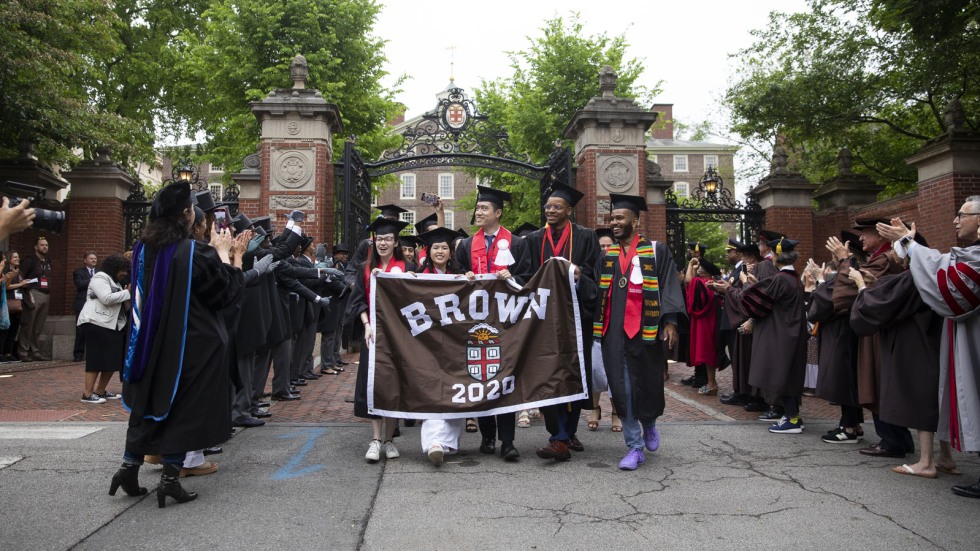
335 139 373 250
664 183 766 269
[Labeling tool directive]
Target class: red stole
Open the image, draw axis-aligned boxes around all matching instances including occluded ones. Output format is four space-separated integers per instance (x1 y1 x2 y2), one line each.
471 226 514 275
605 233 642 338
541 222 571 265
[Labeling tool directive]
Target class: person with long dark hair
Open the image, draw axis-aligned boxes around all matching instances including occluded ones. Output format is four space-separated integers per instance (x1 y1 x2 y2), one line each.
108 181 245 508
77 255 130 404
346 217 415 463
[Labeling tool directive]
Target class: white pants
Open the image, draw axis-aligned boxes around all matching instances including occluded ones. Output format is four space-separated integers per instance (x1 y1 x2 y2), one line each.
183 450 205 468
420 419 465 453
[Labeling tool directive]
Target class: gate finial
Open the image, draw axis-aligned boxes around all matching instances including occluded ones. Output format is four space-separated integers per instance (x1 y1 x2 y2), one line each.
291 54 309 90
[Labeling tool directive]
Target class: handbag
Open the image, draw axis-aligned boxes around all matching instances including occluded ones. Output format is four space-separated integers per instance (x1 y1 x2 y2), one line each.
6 298 22 315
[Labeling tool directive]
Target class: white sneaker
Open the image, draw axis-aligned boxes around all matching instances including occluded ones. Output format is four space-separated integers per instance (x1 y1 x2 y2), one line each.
383 440 400 459
365 439 382 463
427 444 444 465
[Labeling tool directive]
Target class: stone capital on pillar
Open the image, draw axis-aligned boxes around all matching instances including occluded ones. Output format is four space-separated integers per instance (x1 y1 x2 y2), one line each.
563 66 658 232
248 54 344 243
906 99 980 249
812 148 884 211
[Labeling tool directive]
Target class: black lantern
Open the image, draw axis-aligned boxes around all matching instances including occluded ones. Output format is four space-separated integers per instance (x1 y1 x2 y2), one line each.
700 165 723 195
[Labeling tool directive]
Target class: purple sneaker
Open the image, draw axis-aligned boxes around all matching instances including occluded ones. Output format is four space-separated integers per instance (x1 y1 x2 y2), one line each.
618 448 645 471
643 426 660 452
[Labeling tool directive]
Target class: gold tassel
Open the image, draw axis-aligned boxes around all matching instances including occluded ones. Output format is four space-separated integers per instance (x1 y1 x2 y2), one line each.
776 237 784 255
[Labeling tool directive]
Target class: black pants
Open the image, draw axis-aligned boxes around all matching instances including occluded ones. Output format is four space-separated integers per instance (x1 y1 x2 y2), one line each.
840 405 864 428
782 395 802 418
73 311 85 359
478 414 515 443
873 413 915 453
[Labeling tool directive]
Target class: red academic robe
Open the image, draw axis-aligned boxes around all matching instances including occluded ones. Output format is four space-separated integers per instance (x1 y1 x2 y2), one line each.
686 276 718 367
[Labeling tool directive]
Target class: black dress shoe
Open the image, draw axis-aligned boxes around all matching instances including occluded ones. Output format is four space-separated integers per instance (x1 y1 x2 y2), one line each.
479 437 496 454
303 372 321 380
331 365 345 372
338 360 351 366
251 410 272 419
292 379 308 386
256 401 271 409
858 444 905 458
951 479 980 499
680 375 696 385
720 393 748 406
233 417 266 428
500 442 520 461
288 387 301 394
743 399 768 412
203 446 223 456
690 376 708 389
567 436 584 452
272 393 301 401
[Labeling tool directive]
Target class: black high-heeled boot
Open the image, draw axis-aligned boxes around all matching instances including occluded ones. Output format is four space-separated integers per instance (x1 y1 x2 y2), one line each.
109 463 148 497
157 463 198 508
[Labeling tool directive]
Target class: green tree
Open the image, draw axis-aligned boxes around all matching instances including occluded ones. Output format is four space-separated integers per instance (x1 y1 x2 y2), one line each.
0 0 144 165
171 0 403 176
461 14 659 229
683 219 730 267
725 0 979 196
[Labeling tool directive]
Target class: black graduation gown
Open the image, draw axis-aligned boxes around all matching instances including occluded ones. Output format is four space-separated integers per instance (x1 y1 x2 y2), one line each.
346 260 417 419
600 240 685 420
123 240 245 455
318 260 351 333
850 271 943 432
525 224 600 409
234 252 271 356
807 275 860 407
742 269 807 397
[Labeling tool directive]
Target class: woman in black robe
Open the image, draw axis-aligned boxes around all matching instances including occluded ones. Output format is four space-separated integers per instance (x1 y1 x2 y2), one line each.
108 182 245 508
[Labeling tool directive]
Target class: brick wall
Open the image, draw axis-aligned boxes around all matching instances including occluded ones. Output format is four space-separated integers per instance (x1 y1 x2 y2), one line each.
259 142 335 243
377 166 476 232
762 206 816 267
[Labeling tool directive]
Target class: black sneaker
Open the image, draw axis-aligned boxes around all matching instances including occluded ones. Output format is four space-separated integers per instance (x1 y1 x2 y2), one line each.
81 393 106 404
757 408 783 422
98 391 121 400
822 427 862 444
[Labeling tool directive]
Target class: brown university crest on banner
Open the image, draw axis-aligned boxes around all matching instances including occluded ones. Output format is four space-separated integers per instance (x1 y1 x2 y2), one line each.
368 258 587 419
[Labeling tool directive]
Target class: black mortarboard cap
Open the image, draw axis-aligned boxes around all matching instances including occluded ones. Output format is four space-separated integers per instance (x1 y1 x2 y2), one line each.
547 182 584 208
414 213 439 235
251 216 273 232
699 259 722 277
251 226 268 238
456 227 469 238
767 237 798 253
840 231 863 255
476 185 511 209
515 222 539 237
368 216 409 235
758 229 785 242
737 242 761 258
192 190 216 213
608 193 647 215
399 235 423 249
376 204 408 219
332 243 350 254
232 212 253 234
687 242 707 254
595 228 615 240
418 227 462 248
726 239 744 251
150 181 192 220
853 217 890 231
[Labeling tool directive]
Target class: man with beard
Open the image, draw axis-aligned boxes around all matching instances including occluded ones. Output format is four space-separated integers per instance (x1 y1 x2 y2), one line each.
524 183 599 461
593 194 685 470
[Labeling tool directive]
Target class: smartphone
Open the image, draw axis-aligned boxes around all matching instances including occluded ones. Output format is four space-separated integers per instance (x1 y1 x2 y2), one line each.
420 192 439 206
213 206 230 232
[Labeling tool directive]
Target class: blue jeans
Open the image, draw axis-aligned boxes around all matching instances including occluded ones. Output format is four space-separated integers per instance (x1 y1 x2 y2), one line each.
621 359 655 450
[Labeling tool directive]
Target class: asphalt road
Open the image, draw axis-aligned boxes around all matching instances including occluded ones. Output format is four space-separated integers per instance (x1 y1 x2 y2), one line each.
1 421 977 550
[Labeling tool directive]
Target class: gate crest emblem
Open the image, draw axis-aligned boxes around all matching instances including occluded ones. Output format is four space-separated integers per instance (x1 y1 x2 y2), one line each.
466 322 501 382
446 103 467 129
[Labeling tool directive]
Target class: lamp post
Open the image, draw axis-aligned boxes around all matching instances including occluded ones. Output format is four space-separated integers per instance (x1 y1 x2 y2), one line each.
700 165 722 196
170 158 204 191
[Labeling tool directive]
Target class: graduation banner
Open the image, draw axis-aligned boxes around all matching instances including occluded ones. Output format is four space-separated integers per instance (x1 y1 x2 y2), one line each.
368 258 587 419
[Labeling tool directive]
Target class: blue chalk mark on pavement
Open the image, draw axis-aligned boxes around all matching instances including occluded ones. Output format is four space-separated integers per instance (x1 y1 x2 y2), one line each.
271 427 327 480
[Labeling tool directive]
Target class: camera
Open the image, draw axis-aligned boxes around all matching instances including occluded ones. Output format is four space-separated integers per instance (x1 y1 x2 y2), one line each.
2 180 65 234
420 192 439 206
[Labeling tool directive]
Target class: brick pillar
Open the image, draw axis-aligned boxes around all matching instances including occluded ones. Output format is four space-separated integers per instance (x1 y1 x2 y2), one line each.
811 148 885 263
563 66 657 233
750 147 819 264
248 54 343 243
906 100 980 251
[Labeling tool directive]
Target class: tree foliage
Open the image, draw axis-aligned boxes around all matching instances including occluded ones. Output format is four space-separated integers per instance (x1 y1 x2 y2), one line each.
462 14 659 229
172 0 402 176
725 0 979 196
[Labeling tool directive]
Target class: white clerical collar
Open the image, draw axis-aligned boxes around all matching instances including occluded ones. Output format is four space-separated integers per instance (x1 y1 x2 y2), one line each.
779 265 795 272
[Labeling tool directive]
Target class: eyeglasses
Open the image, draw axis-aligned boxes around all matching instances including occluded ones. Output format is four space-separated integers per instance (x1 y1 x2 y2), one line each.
955 212 980 219
543 204 568 212
375 236 395 243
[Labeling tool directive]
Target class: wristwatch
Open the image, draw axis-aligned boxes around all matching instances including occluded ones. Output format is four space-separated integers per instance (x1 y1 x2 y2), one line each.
899 235 913 247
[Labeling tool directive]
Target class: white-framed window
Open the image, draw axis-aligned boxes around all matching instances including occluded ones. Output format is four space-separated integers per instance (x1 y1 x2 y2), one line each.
209 164 224 174
400 174 416 199
444 210 455 229
400 210 416 229
673 182 690 198
673 155 688 172
208 183 223 198
438 173 455 199
703 155 719 170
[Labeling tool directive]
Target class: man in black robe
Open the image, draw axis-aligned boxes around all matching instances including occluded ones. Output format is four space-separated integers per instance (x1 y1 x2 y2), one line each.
524 183 599 461
109 181 245 506
594 194 684 471
454 186 531 461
